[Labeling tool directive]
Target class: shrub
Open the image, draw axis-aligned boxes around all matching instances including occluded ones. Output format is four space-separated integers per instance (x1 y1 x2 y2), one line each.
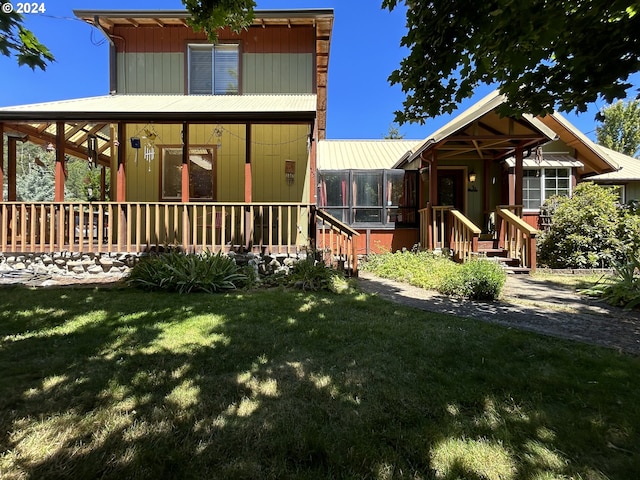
362 251 506 300
538 183 623 268
287 255 345 292
437 259 506 300
126 250 247 293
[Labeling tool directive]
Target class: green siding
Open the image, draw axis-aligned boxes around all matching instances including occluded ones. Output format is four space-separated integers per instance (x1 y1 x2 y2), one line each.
116 53 184 94
243 53 313 94
625 182 640 202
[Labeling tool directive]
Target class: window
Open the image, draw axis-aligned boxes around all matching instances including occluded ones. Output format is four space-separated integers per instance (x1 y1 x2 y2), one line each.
162 148 216 200
188 44 239 95
318 170 418 227
523 168 571 210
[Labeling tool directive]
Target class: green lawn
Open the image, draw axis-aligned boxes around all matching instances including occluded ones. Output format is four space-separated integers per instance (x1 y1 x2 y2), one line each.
0 285 638 479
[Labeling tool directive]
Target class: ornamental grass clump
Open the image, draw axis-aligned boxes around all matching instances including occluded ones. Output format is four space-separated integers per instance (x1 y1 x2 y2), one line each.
126 250 248 293
287 255 347 292
581 252 640 309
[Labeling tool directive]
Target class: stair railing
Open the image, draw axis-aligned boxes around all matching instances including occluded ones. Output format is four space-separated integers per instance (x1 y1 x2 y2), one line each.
449 209 481 262
495 205 538 271
314 207 360 276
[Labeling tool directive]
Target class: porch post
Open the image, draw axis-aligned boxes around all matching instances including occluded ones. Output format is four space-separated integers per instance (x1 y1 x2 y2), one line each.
244 123 252 249
0 123 4 202
181 122 191 251
116 123 126 202
7 136 17 201
54 122 65 202
100 166 106 201
514 146 523 207
427 151 438 250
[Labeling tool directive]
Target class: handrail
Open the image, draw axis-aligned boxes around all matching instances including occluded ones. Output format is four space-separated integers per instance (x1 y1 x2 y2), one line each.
450 209 481 262
315 207 360 276
496 206 538 271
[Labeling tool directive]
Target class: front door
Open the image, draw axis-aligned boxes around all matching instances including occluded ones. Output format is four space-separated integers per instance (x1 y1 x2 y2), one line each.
437 169 465 211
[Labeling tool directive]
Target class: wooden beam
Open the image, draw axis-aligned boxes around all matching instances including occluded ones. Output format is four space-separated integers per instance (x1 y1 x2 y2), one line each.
429 150 438 207
7 137 17 201
116 123 126 202
515 147 523 206
54 121 65 202
0 123 4 202
182 122 190 203
244 123 252 203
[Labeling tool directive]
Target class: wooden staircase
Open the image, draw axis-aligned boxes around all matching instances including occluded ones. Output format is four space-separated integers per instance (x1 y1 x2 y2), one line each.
477 240 531 274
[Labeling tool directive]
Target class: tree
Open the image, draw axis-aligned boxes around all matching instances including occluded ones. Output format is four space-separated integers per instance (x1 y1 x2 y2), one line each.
0 6 54 69
383 124 405 139
596 100 640 157
382 0 640 123
184 1 640 124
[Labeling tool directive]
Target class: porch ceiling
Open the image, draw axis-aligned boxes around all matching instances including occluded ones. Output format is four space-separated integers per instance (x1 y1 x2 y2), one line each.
395 91 558 168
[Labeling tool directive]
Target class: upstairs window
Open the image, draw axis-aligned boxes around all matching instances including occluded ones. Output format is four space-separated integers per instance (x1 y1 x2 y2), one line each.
188 44 239 95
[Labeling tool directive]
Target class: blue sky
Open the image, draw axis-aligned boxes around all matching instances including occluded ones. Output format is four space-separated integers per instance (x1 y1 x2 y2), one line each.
1 0 637 141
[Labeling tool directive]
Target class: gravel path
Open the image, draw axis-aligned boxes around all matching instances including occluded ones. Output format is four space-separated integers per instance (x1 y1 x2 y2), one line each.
357 272 640 356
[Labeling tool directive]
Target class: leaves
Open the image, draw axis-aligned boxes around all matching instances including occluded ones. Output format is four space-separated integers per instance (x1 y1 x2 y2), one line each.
384 0 640 122
0 10 54 70
182 0 256 43
596 100 640 157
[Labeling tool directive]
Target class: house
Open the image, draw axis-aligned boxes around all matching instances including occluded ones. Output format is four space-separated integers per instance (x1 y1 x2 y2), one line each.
0 9 362 269
318 91 624 271
588 147 640 203
0 9 632 275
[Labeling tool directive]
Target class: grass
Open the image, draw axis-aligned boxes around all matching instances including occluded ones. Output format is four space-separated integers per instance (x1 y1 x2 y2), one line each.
0 286 638 479
531 271 611 291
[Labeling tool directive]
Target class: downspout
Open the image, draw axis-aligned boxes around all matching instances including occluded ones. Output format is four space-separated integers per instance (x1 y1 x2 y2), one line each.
94 16 118 93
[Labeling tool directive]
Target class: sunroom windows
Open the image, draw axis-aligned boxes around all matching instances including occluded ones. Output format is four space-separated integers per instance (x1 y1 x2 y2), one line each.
188 44 239 95
523 168 571 210
318 170 418 227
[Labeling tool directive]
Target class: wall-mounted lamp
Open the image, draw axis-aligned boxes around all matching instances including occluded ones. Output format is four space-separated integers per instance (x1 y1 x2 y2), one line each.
468 169 478 192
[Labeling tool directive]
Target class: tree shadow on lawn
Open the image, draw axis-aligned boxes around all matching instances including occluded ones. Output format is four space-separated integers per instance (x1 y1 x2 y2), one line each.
0 285 639 479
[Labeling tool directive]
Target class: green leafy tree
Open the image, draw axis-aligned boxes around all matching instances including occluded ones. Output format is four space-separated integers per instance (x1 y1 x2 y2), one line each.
0 5 54 69
184 1 640 123
382 0 640 123
16 163 55 201
596 100 640 157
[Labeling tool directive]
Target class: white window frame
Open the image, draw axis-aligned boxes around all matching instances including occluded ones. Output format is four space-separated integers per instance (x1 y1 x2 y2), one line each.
187 43 240 95
523 167 572 211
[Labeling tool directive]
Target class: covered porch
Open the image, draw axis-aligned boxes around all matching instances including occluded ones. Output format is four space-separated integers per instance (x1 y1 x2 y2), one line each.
397 92 559 271
0 95 357 269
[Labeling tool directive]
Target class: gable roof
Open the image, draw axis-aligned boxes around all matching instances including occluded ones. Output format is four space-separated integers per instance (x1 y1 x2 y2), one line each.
588 147 640 181
0 94 317 122
317 140 422 170
536 112 619 175
394 90 559 168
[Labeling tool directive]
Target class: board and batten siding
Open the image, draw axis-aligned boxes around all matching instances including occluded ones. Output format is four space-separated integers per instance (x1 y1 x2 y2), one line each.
112 25 315 95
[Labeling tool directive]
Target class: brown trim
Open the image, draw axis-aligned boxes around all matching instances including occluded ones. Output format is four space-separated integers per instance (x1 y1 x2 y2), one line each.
54 122 65 202
117 122 126 202
514 147 523 206
7 137 17 201
0 123 4 202
245 123 252 203
181 122 190 203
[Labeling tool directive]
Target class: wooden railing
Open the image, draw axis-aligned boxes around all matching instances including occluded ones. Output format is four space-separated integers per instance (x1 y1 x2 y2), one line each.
419 204 480 262
315 207 360 276
496 205 538 271
0 202 312 255
450 209 481 262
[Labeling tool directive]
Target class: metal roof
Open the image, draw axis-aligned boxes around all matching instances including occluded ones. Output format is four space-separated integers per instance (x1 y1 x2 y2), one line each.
588 147 640 181
0 94 318 122
504 154 584 169
317 140 423 170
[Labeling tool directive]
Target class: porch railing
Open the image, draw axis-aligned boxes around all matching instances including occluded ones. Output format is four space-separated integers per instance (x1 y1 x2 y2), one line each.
315 207 360 276
0 202 312 255
495 205 538 271
419 204 480 262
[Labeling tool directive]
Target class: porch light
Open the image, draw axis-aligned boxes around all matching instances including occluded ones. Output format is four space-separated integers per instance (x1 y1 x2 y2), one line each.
468 170 477 183
46 142 55 152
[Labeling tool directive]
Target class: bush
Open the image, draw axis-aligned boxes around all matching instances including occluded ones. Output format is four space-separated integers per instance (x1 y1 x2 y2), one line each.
362 251 506 300
126 250 247 293
437 259 507 300
287 255 346 292
538 183 623 268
